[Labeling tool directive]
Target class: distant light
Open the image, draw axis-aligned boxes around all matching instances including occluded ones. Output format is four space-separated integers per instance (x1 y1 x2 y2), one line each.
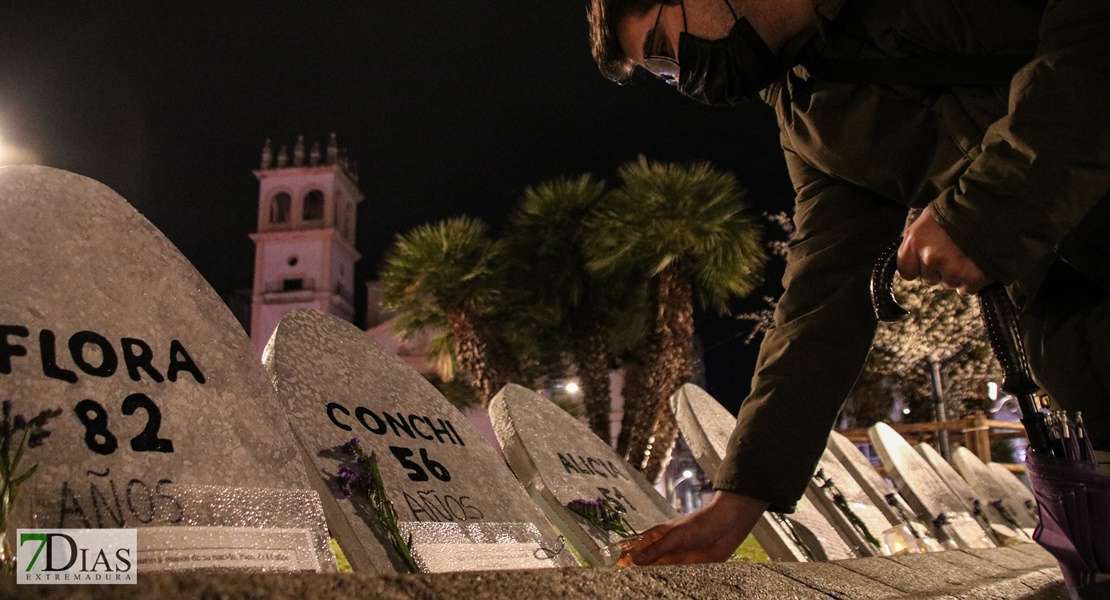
902 408 911 415
987 381 999 401
564 382 579 394
0 127 41 166
681 469 694 479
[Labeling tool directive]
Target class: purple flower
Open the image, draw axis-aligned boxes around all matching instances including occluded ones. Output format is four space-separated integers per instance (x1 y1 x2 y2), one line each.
2 399 11 416
833 493 845 505
336 465 357 497
354 471 376 491
567 498 603 511
28 430 51 448
30 408 61 429
342 438 362 456
884 493 897 506
989 499 1004 510
12 415 27 431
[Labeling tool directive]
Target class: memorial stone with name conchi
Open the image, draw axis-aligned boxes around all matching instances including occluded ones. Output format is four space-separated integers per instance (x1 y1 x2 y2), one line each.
869 423 996 549
0 166 335 572
671 383 856 561
489 383 677 565
951 446 1038 532
915 441 1020 541
264 309 577 573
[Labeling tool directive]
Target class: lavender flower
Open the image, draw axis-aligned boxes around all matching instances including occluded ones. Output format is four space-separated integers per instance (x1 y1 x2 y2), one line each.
566 497 636 538
336 465 358 497
28 430 51 448
341 438 362 456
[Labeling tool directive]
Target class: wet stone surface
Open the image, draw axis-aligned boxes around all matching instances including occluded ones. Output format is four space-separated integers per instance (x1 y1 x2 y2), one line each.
0 166 328 571
264 310 576 573
490 384 677 565
766 560 903 599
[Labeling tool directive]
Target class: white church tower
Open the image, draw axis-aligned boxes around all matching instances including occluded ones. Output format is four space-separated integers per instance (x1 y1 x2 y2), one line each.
249 133 362 354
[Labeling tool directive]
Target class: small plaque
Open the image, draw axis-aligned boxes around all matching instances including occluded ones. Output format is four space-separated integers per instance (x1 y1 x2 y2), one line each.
137 527 320 572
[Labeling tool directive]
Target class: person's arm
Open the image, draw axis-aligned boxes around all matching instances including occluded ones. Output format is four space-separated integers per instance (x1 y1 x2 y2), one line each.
713 155 907 513
921 0 1110 308
631 152 907 565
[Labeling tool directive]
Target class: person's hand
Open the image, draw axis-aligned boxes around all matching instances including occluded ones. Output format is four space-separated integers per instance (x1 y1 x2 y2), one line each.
898 207 991 295
629 490 768 565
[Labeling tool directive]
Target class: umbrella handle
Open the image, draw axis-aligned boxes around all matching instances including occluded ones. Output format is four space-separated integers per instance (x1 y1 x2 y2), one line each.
870 240 1051 453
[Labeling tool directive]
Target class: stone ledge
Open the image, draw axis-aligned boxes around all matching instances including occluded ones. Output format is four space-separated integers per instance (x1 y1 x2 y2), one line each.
0 547 1067 600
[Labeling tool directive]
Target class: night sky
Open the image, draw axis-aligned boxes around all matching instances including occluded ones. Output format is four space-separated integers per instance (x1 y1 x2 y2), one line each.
0 2 794 412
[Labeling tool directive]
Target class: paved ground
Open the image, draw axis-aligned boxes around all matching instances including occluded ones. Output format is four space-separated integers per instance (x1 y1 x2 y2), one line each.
1 545 1066 599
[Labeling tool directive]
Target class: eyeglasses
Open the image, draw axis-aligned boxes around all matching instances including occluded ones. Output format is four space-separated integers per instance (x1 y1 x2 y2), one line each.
642 2 681 85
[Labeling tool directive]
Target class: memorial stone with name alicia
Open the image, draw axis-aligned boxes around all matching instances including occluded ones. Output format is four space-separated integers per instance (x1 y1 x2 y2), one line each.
0 166 334 572
869 423 996 549
951 446 1038 532
264 310 577 572
672 383 857 561
489 383 677 565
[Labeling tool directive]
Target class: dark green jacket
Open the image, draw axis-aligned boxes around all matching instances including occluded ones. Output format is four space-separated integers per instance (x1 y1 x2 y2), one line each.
714 0 1110 511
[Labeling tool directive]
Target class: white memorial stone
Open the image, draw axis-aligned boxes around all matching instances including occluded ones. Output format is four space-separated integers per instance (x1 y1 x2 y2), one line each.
490 383 677 565
264 310 577 572
810 449 897 556
915 442 1018 540
671 383 856 561
825 431 935 548
0 166 333 571
869 423 995 549
987 462 1038 522
951 446 1038 531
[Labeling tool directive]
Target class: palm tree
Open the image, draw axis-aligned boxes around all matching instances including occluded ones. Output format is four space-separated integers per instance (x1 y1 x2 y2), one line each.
586 156 767 480
379 216 516 406
503 174 649 444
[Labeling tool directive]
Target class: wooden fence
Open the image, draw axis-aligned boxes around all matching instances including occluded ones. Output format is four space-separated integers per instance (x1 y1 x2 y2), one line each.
835 414 1028 473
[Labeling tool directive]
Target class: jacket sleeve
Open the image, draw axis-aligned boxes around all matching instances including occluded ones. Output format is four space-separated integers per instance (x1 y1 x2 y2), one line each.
930 0 1110 309
713 148 907 512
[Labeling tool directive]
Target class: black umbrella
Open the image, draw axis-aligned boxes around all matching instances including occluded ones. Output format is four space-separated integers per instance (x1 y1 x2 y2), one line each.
872 240 1110 599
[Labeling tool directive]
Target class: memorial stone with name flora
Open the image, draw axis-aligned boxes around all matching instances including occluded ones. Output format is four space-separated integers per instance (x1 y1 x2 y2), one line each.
0 166 334 572
264 310 577 573
672 383 856 561
490 383 677 565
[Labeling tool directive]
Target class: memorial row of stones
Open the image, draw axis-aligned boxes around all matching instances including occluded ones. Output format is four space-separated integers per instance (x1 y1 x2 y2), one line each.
1 166 1039 575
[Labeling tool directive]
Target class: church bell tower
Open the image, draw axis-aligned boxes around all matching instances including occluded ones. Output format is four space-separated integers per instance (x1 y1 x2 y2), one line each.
249 133 362 354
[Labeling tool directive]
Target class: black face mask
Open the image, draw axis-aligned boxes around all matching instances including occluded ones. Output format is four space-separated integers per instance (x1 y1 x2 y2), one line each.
676 16 782 105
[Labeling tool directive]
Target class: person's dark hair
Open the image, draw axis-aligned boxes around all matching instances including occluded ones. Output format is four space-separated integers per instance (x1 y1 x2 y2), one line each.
588 0 663 82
